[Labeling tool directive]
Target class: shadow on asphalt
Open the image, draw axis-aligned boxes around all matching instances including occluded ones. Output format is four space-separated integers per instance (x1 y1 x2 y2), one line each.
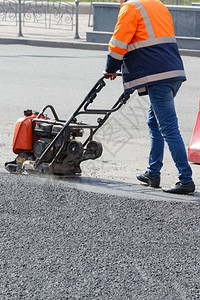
1 166 199 202
56 175 200 203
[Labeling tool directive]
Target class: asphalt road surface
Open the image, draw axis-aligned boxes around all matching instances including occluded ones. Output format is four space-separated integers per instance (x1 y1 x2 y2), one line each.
0 45 200 299
1 45 200 190
0 170 199 299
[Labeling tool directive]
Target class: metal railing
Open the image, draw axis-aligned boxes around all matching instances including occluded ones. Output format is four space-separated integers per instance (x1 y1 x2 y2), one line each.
23 1 74 29
0 0 18 25
0 0 74 34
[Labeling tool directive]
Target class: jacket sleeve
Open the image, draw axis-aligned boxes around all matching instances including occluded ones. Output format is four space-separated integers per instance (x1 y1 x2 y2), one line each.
105 55 122 73
105 2 138 73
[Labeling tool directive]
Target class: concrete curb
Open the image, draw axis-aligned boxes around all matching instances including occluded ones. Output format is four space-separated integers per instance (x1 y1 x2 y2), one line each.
0 37 108 51
1 36 200 57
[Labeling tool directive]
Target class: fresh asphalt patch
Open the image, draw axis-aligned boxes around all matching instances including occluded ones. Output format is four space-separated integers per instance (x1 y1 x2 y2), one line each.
1 169 200 299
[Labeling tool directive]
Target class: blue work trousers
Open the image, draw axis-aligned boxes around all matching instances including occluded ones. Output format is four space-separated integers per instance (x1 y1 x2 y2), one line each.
146 80 193 184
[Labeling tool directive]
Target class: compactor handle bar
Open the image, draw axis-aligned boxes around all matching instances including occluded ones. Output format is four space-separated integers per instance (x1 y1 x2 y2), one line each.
34 74 130 168
81 73 127 114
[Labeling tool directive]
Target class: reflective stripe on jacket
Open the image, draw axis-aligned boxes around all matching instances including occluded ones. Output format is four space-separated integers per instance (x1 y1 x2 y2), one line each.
105 0 186 94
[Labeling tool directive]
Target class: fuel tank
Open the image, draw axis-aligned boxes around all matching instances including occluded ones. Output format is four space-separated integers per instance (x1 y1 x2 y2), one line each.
12 110 38 154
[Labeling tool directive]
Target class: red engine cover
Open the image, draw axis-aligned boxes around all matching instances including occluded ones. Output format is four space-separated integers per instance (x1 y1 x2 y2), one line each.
12 113 38 154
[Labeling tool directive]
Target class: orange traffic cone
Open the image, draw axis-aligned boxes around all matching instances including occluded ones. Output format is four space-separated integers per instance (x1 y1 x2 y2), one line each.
188 99 200 163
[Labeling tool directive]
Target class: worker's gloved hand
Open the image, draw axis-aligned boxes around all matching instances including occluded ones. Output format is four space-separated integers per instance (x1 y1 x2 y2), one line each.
103 71 118 81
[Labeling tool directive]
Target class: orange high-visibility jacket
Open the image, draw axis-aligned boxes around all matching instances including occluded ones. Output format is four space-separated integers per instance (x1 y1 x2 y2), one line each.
105 0 186 94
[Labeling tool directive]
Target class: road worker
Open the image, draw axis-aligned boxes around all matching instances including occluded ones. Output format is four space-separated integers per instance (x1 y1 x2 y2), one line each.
103 0 195 194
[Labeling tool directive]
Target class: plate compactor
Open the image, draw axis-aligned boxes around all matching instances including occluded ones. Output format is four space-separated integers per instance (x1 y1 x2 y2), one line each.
5 75 130 176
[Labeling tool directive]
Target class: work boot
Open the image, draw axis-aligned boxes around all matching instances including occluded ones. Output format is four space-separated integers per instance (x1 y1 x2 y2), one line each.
162 181 195 195
136 171 160 188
